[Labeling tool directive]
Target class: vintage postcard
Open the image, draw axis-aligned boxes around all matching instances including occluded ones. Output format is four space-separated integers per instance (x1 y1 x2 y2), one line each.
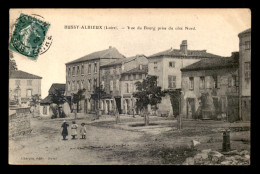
9 8 251 165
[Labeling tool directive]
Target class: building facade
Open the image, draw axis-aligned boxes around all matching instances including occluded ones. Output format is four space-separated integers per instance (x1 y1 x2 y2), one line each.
147 40 222 116
65 46 125 113
238 28 251 121
99 55 148 115
181 52 239 121
9 70 42 107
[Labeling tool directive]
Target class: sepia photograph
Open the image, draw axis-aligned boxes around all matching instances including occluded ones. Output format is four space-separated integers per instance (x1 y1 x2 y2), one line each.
8 8 251 165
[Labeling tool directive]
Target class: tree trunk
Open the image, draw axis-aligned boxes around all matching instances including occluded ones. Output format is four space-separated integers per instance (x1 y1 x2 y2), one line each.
144 108 149 126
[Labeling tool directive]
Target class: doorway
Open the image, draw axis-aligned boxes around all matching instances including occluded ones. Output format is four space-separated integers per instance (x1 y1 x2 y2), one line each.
187 98 195 119
115 98 122 114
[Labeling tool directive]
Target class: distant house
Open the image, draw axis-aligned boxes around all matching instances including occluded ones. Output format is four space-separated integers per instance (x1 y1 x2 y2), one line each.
65 46 125 114
181 52 239 121
147 40 222 116
9 70 42 107
99 54 148 115
40 83 70 117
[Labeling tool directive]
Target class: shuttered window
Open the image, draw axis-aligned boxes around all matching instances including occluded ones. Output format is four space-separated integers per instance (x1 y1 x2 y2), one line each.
168 75 176 89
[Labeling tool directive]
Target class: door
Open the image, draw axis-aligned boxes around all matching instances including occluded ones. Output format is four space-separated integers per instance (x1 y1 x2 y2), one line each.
187 98 195 119
115 98 122 114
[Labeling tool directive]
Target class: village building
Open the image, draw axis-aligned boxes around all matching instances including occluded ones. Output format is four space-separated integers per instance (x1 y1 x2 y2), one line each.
40 83 71 117
147 40 222 116
120 64 148 115
180 52 239 121
9 70 42 107
65 46 125 113
238 28 251 121
99 55 148 115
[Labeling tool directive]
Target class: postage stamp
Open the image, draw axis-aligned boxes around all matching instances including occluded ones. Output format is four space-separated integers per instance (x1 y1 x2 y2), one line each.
9 13 50 60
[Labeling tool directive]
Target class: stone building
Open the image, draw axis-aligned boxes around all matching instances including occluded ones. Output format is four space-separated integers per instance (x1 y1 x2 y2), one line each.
65 46 125 113
99 55 148 115
120 64 148 115
238 28 251 121
180 52 239 121
9 70 42 107
147 40 222 116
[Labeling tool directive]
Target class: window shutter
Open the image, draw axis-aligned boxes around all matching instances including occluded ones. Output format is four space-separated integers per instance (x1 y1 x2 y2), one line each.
168 76 172 88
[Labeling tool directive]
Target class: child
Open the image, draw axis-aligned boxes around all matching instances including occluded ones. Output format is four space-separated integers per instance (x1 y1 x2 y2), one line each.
71 121 78 139
79 123 87 139
61 120 69 140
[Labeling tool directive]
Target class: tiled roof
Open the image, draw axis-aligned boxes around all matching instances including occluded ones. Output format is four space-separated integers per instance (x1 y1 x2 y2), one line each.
121 65 148 75
40 95 52 104
101 55 146 68
149 49 221 59
10 70 42 79
49 83 66 94
181 52 239 71
238 28 251 37
66 47 125 65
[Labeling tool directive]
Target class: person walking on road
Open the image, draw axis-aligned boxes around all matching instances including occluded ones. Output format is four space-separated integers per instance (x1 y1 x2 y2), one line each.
71 121 78 139
61 120 69 140
79 123 87 139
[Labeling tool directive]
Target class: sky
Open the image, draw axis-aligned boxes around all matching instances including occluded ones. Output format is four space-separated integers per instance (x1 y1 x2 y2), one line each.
9 9 251 98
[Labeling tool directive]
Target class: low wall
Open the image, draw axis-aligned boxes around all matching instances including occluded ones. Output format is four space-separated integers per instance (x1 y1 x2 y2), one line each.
9 107 31 137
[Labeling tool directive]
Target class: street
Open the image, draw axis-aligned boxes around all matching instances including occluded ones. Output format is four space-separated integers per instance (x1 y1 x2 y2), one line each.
9 114 250 165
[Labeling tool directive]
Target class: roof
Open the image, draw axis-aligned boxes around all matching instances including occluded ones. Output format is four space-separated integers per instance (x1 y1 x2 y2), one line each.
181 52 239 71
100 54 146 68
121 65 148 75
238 28 251 37
149 49 221 59
49 83 66 94
66 47 125 65
40 95 52 104
10 70 42 79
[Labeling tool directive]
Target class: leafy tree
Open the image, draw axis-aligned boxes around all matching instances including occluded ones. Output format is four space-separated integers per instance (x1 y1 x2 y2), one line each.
91 86 106 115
29 94 41 117
9 51 18 76
49 88 67 118
72 88 86 119
133 76 165 126
167 89 182 129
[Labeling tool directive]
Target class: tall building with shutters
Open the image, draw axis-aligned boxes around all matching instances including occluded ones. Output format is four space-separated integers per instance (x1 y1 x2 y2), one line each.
147 40 222 116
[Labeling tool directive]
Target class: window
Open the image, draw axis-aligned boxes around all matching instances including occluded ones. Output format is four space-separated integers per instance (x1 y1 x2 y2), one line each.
189 77 194 90
94 63 97 73
228 77 232 87
81 80 84 89
68 68 71 77
77 66 80 75
206 76 211 88
154 62 158 70
88 64 91 74
26 89 32 97
213 75 218 88
72 81 75 90
72 67 75 76
199 77 205 89
245 41 251 50
142 74 146 79
169 61 175 68
125 75 129 80
168 75 176 89
77 81 80 91
129 83 132 93
68 81 71 91
15 80 20 86
88 79 92 91
116 79 119 91
101 81 105 89
81 65 84 75
27 80 32 86
126 83 129 93
136 74 139 80
110 80 113 91
130 74 133 80
133 74 136 80
245 62 251 80
94 78 97 89
232 75 239 87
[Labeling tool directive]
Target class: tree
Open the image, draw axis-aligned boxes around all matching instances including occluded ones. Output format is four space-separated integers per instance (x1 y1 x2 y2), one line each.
167 89 182 129
133 76 165 126
29 94 41 117
49 88 67 118
72 88 86 119
9 51 18 76
90 86 107 118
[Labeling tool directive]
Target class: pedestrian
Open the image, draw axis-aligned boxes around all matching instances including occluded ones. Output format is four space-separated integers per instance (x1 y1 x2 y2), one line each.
71 121 78 139
79 123 87 139
61 120 69 140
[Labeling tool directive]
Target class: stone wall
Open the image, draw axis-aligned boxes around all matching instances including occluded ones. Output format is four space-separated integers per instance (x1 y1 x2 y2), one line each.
9 107 31 137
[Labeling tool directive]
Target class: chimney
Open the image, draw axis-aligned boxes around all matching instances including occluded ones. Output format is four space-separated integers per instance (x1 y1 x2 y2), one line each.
180 40 188 55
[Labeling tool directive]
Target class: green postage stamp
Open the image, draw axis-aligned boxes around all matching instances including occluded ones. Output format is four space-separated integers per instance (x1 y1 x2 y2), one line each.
9 13 50 60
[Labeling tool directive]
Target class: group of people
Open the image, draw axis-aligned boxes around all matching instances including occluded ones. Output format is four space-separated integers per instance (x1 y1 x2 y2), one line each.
61 120 87 140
